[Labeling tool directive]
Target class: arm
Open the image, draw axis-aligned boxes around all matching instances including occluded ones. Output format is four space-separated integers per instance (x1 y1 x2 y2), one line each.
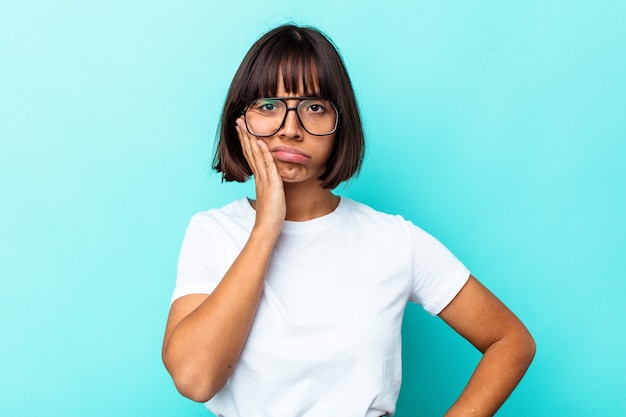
438 275 536 417
161 119 285 402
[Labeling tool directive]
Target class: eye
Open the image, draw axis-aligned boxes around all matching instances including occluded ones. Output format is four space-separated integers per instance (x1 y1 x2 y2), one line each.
251 99 280 113
260 103 276 111
302 99 327 114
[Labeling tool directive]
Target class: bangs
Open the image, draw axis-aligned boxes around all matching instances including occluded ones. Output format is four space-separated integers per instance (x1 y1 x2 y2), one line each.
245 36 334 100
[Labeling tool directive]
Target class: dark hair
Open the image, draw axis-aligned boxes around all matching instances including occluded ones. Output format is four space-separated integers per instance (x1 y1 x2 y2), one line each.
213 24 365 189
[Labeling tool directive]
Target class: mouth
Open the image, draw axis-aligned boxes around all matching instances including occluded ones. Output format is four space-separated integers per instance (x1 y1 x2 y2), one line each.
271 145 311 163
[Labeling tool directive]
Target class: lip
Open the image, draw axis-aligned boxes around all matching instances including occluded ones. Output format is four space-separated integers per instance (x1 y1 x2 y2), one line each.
271 145 311 163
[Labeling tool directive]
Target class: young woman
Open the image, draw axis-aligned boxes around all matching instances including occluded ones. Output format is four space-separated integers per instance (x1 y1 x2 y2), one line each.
162 24 535 417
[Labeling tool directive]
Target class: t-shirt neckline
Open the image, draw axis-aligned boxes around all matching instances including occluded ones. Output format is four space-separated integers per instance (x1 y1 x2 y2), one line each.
238 196 348 233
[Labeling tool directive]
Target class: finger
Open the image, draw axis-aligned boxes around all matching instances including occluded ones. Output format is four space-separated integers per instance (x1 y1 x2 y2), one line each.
236 119 275 180
255 139 280 179
235 121 260 175
235 119 252 159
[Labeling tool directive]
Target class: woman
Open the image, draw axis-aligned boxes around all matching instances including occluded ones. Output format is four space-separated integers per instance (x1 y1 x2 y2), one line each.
162 24 535 417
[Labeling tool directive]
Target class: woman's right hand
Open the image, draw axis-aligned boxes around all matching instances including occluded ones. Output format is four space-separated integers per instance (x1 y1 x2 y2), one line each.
236 117 286 236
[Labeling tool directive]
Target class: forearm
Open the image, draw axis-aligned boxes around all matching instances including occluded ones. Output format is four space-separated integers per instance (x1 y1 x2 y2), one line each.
163 226 279 401
444 330 536 417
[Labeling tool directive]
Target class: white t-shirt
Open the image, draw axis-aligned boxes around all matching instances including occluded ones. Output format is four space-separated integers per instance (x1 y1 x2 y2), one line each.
172 197 470 417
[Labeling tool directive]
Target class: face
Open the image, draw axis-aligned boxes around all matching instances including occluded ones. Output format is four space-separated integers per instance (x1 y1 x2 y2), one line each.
249 77 337 185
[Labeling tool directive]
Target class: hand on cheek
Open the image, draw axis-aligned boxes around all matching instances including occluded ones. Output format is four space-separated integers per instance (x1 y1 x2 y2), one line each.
235 117 286 228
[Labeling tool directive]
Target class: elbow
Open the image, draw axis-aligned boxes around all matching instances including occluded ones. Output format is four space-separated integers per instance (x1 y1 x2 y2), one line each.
522 330 537 365
175 379 218 403
487 323 536 373
169 367 226 403
512 325 537 371
163 353 226 403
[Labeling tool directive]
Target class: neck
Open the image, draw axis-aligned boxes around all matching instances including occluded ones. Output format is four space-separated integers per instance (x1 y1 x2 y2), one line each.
282 182 339 221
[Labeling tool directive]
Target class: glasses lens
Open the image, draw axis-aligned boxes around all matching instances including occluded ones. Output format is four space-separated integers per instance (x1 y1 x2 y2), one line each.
245 98 338 136
245 99 287 136
296 99 338 135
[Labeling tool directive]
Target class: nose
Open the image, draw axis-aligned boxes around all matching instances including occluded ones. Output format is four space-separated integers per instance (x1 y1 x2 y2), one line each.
278 107 303 139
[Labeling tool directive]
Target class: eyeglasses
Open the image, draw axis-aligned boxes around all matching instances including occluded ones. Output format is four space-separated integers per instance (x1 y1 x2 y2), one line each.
242 97 340 137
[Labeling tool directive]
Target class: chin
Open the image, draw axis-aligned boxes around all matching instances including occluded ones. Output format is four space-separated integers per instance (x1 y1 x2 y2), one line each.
277 165 303 181
277 163 323 184
279 174 304 183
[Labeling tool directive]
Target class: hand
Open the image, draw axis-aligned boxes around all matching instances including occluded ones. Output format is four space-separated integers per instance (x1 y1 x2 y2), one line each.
236 117 286 235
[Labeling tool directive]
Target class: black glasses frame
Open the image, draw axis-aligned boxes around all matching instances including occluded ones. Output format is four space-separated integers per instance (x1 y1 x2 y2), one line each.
242 96 341 137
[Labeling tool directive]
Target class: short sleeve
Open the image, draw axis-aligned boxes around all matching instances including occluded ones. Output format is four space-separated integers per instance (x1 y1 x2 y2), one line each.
406 221 470 315
170 215 224 303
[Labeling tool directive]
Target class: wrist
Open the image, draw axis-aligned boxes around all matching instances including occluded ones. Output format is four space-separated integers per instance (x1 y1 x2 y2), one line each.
250 222 282 245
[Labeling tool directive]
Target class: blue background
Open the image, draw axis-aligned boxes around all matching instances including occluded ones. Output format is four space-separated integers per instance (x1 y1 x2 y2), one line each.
1 1 624 416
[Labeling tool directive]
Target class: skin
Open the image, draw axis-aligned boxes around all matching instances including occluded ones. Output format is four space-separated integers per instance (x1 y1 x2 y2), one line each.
162 83 535 414
438 278 535 416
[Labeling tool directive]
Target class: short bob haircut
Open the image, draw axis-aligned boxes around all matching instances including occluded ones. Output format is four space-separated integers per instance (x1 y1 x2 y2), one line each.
213 24 365 190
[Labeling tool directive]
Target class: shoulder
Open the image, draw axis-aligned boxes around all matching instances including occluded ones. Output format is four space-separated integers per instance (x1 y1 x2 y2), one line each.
188 198 251 225
184 198 254 239
340 198 450 250
340 197 414 231
337 198 424 249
